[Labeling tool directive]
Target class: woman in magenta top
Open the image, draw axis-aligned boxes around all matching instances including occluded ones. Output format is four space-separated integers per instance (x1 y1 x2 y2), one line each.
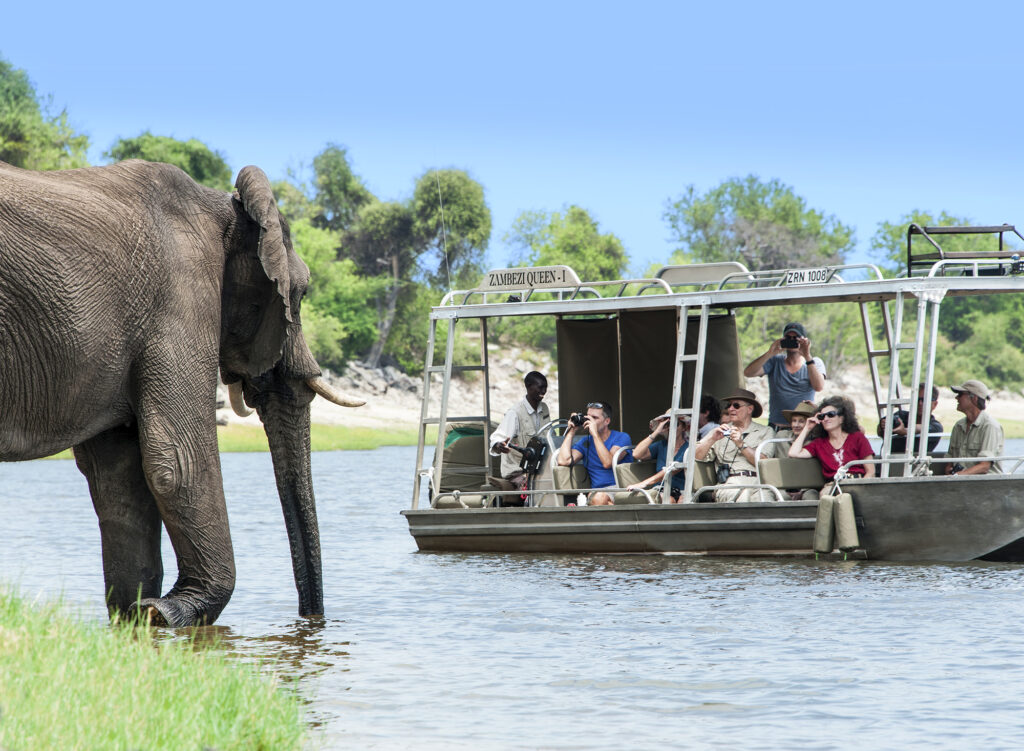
788 396 876 480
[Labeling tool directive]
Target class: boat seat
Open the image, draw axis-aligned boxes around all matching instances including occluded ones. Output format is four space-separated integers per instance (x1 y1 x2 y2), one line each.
433 493 489 509
613 460 657 504
690 459 719 502
553 464 590 491
757 457 825 490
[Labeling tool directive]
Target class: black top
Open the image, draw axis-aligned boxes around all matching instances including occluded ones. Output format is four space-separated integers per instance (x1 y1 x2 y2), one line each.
885 410 943 454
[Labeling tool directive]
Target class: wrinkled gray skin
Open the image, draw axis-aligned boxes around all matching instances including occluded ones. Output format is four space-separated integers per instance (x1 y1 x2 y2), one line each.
0 160 329 626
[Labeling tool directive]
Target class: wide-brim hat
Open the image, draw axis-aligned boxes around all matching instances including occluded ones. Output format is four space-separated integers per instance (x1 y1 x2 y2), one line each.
721 388 763 418
782 400 817 423
951 379 992 400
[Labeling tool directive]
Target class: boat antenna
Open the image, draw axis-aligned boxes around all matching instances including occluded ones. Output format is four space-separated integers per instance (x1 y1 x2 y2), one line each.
435 170 453 295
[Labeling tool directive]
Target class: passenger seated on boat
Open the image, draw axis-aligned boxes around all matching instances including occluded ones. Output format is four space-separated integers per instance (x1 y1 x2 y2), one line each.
772 400 820 499
695 393 722 439
788 396 875 491
489 371 551 491
877 384 943 454
628 409 688 502
743 322 826 430
694 389 776 503
556 401 631 506
946 380 1004 475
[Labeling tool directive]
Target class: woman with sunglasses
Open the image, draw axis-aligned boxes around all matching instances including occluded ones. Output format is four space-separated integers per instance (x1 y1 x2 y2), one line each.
788 395 875 483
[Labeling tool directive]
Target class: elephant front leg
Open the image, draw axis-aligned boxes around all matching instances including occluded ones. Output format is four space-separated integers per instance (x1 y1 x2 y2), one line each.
136 411 236 627
74 424 163 616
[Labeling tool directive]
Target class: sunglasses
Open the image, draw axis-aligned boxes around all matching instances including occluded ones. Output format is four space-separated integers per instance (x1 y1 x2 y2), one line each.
817 410 840 419
725 401 750 410
586 402 606 409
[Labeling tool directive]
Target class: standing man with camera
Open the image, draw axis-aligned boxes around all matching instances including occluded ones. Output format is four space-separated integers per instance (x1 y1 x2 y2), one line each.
556 401 631 506
744 322 826 430
490 371 551 491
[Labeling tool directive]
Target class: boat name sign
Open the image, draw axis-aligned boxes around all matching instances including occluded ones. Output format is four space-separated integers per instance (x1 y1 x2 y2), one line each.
785 267 831 285
482 265 582 291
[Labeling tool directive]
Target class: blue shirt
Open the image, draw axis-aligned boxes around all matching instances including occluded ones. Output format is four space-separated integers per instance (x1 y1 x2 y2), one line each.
649 439 688 492
762 354 826 425
573 429 632 487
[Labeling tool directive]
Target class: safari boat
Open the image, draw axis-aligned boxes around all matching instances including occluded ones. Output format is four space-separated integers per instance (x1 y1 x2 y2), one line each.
403 224 1024 561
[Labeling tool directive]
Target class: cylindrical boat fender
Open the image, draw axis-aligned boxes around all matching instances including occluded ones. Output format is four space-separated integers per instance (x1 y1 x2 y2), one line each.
833 493 860 552
813 495 835 554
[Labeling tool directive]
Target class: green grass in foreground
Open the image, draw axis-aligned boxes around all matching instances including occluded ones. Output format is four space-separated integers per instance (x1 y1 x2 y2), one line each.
0 590 305 751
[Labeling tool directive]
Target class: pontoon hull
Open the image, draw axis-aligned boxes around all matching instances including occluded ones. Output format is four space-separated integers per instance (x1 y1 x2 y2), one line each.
404 476 1024 561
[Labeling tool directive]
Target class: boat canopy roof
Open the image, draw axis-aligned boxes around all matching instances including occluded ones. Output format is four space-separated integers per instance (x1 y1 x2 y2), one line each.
434 237 1024 321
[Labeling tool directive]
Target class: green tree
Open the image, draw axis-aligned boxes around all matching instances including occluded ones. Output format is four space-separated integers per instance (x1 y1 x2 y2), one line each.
412 169 492 286
103 131 232 190
498 206 628 351
343 169 491 369
289 218 386 370
506 205 628 281
310 144 374 232
0 56 89 170
663 175 854 270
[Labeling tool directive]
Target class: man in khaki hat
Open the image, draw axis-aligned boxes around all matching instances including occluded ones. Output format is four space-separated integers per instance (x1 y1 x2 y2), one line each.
694 389 775 502
946 379 1003 475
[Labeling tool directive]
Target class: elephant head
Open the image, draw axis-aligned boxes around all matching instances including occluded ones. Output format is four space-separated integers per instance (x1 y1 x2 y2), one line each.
217 166 362 619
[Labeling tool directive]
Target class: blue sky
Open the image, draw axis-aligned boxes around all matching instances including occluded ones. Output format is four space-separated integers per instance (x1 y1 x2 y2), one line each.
5 1 1023 275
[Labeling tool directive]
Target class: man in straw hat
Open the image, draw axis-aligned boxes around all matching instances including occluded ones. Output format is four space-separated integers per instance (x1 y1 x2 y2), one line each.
946 379 1004 475
694 389 776 502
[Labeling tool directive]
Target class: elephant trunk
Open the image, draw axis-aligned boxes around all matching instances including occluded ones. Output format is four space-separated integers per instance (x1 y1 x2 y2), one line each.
257 393 323 616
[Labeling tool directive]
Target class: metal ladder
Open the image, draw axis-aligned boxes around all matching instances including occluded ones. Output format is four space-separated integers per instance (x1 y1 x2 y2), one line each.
669 301 710 504
411 317 491 508
865 290 944 476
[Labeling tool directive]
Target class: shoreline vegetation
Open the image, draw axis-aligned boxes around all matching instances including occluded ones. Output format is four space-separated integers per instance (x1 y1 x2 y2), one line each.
45 423 438 460
0 589 305 750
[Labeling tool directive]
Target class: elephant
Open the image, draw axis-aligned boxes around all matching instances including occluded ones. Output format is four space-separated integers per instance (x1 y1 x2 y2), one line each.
0 159 363 627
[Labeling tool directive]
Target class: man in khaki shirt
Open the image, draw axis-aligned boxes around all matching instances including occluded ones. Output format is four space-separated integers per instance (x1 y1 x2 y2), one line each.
694 389 775 502
946 379 1004 475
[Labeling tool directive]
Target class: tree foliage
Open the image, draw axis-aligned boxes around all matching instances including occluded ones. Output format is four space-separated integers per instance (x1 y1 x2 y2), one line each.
506 205 628 282
663 175 854 270
310 144 374 232
289 219 386 370
0 57 89 170
412 169 492 286
103 131 232 190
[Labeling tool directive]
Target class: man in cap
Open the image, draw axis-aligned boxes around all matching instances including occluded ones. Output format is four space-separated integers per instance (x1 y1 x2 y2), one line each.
694 389 776 502
946 380 1004 475
744 322 826 430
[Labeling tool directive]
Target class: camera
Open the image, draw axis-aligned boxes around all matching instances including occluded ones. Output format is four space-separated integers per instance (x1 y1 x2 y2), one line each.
721 426 733 436
951 462 966 474
569 412 587 427
780 335 799 349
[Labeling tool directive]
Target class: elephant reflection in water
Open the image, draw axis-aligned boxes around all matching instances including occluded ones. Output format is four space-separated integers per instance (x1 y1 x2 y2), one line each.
0 159 362 626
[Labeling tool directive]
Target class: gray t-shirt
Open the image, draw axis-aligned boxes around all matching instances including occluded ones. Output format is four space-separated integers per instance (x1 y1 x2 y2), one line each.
762 354 826 426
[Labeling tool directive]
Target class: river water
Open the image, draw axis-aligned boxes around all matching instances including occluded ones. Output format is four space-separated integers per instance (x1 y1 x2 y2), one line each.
4 445 1024 749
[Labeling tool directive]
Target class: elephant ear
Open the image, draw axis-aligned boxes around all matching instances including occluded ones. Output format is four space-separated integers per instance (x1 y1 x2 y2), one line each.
234 166 293 376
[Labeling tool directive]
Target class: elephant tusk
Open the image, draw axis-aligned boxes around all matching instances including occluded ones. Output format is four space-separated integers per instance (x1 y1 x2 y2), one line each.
228 381 254 417
306 377 366 408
